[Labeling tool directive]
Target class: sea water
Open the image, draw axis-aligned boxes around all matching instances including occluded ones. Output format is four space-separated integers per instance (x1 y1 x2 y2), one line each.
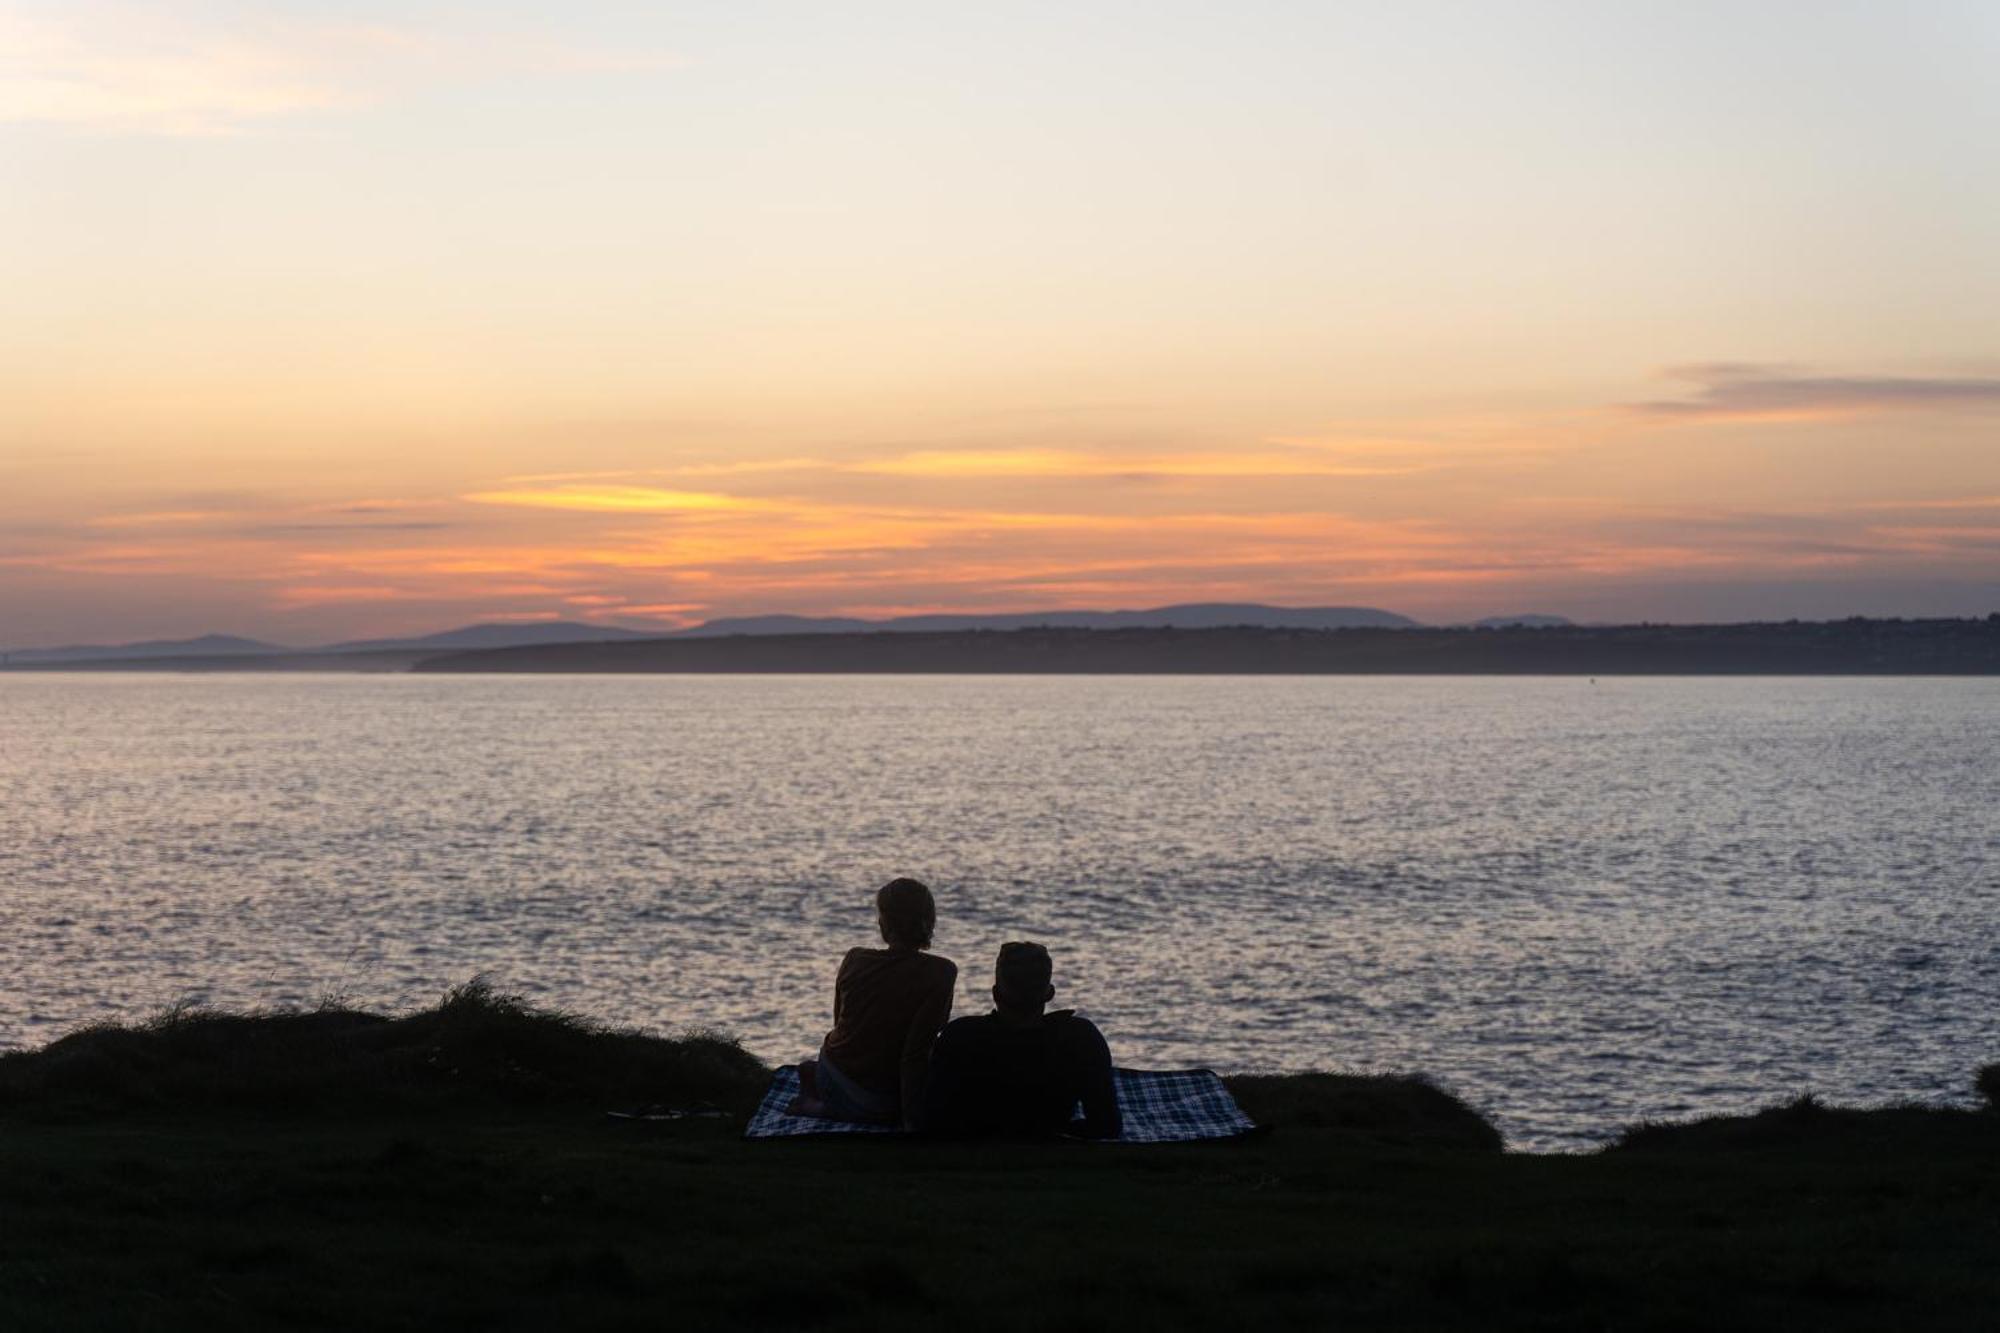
1 672 1994 1149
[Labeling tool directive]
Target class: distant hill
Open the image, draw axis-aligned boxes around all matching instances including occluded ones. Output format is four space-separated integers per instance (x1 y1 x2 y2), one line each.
10 648 440 674
325 621 664 654
677 603 1419 636
2 633 287 665
677 614 880 637
4 621 665 665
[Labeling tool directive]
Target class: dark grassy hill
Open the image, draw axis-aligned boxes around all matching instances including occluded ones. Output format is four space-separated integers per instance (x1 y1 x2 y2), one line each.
1 985 1995 1329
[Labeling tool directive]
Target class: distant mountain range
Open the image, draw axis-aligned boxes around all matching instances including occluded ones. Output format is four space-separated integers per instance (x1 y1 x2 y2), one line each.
0 633 287 664
2 605 1578 664
677 602 1425 637
0 621 654 665
323 622 659 655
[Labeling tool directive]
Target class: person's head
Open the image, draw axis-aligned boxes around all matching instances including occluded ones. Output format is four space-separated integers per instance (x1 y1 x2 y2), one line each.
992 941 1055 1017
875 877 936 950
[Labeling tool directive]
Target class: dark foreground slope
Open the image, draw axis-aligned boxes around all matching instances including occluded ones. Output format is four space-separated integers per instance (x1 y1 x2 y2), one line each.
414 617 2000 674
2 986 1996 1330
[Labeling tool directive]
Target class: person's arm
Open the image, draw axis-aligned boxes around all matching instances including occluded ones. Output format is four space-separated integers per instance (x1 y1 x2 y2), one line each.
831 949 854 1027
919 1021 965 1136
898 961 956 1131
1071 1018 1121 1140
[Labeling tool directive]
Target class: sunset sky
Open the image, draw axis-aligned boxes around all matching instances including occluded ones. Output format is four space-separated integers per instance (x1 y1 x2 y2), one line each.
4 1 1997 646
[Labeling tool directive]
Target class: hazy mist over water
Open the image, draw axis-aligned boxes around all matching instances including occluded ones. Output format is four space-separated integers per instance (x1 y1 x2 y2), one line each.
1 673 1994 1149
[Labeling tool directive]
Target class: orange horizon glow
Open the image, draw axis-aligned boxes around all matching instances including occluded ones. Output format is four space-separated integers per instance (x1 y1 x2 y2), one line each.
8 407 1996 644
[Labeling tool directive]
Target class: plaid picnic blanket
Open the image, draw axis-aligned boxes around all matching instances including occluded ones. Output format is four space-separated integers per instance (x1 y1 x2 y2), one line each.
744 1065 1257 1143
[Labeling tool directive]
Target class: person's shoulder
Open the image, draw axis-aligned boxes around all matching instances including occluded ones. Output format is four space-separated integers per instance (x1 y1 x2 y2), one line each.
1056 1012 1111 1048
897 950 954 988
933 1011 990 1049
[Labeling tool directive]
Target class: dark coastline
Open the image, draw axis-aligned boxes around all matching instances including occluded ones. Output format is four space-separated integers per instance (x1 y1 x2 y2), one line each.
410 618 2000 675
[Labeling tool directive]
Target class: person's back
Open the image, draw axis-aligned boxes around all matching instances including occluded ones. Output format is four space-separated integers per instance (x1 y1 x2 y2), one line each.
806 878 957 1128
923 942 1121 1140
819 943 956 1113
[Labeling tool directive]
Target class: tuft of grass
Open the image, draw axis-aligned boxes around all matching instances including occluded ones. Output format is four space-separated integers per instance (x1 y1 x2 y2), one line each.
1609 1091 2000 1154
1614 1094 1828 1152
0 975 769 1119
1224 1071 1502 1151
1977 1063 1999 1111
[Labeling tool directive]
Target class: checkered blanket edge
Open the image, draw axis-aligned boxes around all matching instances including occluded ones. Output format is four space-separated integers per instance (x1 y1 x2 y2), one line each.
743 1065 1257 1143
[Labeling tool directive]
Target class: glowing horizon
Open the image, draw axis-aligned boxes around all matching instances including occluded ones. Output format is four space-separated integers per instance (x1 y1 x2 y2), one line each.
3 2 1996 647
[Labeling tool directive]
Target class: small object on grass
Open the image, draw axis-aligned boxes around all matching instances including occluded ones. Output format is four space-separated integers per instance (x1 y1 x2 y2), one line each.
605 1104 732 1122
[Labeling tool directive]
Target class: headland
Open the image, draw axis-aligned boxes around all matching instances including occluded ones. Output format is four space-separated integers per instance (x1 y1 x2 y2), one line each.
1 982 1993 1329
412 618 2000 674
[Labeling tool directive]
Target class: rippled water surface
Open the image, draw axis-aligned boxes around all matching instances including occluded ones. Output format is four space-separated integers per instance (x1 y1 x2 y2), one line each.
2 673 1995 1147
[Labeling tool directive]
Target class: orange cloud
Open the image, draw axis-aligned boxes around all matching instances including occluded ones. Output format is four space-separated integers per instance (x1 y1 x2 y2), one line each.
272 584 417 608
616 603 707 624
463 485 770 514
86 510 232 528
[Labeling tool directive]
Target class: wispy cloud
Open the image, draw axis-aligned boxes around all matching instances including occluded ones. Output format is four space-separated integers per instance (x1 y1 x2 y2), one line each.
318 500 451 515
497 442 1444 489
0 4 681 135
1853 494 2000 512
0 8 348 133
237 522 455 536
269 584 414 609
848 447 1432 480
1631 363 2000 422
86 509 231 528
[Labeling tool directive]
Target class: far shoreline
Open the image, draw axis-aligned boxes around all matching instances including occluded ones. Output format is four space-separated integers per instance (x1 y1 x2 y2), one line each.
5 617 1999 675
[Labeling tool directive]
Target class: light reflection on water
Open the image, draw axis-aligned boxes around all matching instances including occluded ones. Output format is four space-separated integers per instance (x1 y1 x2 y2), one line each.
1 672 1995 1149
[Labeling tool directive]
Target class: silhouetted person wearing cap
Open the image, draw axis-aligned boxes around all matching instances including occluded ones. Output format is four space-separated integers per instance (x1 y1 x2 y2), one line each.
922 941 1122 1140
795 877 957 1130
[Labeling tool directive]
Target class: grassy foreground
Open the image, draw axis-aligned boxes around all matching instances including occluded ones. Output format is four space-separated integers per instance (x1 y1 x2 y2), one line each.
0 983 1995 1331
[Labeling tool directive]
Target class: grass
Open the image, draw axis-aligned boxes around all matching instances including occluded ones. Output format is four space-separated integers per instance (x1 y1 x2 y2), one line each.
0 983 1994 1330
1224 1071 1503 1151
1610 1092 2000 1154
0 978 768 1117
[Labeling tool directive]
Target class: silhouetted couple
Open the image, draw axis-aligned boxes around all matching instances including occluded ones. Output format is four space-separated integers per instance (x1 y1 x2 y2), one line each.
794 877 1121 1139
